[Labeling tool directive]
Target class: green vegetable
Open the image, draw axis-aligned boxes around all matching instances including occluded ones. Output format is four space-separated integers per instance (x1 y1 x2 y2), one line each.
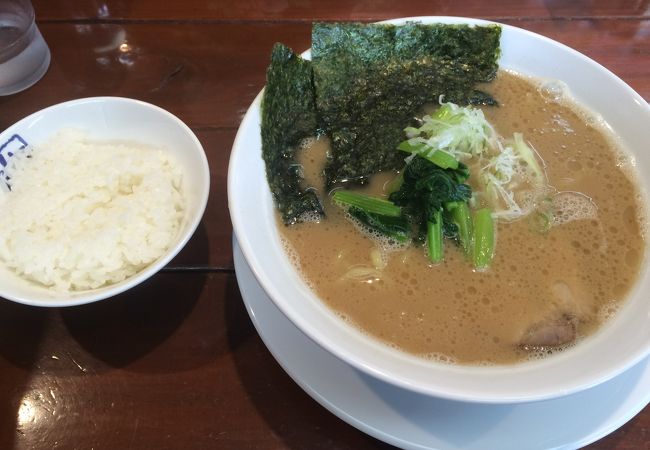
331 190 408 243
348 207 410 243
389 156 472 216
446 201 473 256
311 22 501 187
389 155 472 259
427 210 444 263
397 141 459 170
385 172 404 194
473 208 495 269
332 190 401 217
261 43 323 225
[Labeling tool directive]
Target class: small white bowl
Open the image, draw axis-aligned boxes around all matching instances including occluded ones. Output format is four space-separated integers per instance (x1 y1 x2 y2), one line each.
0 97 210 307
229 17 650 403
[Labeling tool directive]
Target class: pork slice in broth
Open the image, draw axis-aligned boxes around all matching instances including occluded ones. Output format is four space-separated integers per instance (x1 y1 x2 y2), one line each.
519 280 593 349
519 314 577 349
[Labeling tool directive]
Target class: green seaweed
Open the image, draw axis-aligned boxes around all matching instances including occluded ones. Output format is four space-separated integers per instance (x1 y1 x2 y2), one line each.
261 43 323 225
311 22 501 187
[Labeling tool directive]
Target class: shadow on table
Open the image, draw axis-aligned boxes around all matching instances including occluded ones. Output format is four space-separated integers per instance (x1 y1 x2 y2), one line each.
224 275 395 449
0 300 50 450
60 272 205 370
59 224 210 372
0 302 50 367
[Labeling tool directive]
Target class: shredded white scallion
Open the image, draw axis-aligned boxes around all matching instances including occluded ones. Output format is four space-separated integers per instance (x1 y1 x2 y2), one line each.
407 101 497 161
404 101 551 222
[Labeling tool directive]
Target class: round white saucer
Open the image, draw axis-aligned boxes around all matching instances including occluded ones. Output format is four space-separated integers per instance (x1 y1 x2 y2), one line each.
233 237 650 450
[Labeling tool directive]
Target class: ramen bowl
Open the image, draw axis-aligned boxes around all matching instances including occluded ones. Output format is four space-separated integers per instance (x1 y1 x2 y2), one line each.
0 97 210 307
228 17 650 403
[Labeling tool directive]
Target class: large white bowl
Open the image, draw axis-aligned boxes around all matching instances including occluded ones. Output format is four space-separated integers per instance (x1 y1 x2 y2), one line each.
229 17 650 403
0 97 210 307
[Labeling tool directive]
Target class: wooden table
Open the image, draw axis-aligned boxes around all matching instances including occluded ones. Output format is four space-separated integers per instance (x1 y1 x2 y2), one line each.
0 1 648 448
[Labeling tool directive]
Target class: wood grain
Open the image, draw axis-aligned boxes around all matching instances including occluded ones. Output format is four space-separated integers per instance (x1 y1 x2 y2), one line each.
0 2 648 449
32 0 650 21
0 273 392 450
1 20 649 132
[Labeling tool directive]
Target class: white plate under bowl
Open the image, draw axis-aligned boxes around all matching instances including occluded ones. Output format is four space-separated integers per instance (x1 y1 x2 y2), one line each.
234 237 650 450
228 16 650 403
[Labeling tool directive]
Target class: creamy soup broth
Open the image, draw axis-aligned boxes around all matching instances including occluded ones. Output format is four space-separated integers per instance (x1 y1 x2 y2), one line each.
278 70 646 365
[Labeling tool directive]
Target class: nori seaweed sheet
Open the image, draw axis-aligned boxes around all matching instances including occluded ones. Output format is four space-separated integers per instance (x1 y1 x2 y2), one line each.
261 43 323 225
311 22 501 187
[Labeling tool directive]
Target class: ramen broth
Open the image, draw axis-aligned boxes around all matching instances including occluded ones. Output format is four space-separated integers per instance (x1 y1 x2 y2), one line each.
279 70 646 365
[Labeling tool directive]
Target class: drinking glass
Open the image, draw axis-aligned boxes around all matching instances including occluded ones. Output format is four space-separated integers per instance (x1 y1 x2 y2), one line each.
0 0 50 95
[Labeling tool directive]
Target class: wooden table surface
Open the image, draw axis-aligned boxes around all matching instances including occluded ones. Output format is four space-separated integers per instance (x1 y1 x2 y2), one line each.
1 1 649 449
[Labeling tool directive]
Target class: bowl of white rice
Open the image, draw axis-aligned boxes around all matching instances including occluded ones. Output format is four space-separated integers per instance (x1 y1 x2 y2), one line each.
0 97 209 306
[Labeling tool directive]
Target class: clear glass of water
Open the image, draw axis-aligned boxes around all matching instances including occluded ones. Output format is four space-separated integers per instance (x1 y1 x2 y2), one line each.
0 0 50 95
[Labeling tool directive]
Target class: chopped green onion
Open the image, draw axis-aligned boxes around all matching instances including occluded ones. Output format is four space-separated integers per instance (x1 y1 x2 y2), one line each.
385 172 404 194
428 150 459 170
332 190 401 217
402 102 496 160
397 140 426 153
512 132 544 180
473 208 495 269
528 197 554 234
397 141 459 170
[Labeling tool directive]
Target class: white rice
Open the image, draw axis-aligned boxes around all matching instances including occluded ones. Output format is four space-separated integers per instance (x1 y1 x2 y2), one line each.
0 129 185 291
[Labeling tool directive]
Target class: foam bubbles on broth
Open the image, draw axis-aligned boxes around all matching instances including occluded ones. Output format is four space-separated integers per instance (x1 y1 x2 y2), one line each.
277 70 647 365
552 191 598 225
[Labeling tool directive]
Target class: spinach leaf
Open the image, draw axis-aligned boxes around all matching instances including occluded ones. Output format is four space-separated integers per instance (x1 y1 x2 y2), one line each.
389 156 472 245
348 207 410 244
